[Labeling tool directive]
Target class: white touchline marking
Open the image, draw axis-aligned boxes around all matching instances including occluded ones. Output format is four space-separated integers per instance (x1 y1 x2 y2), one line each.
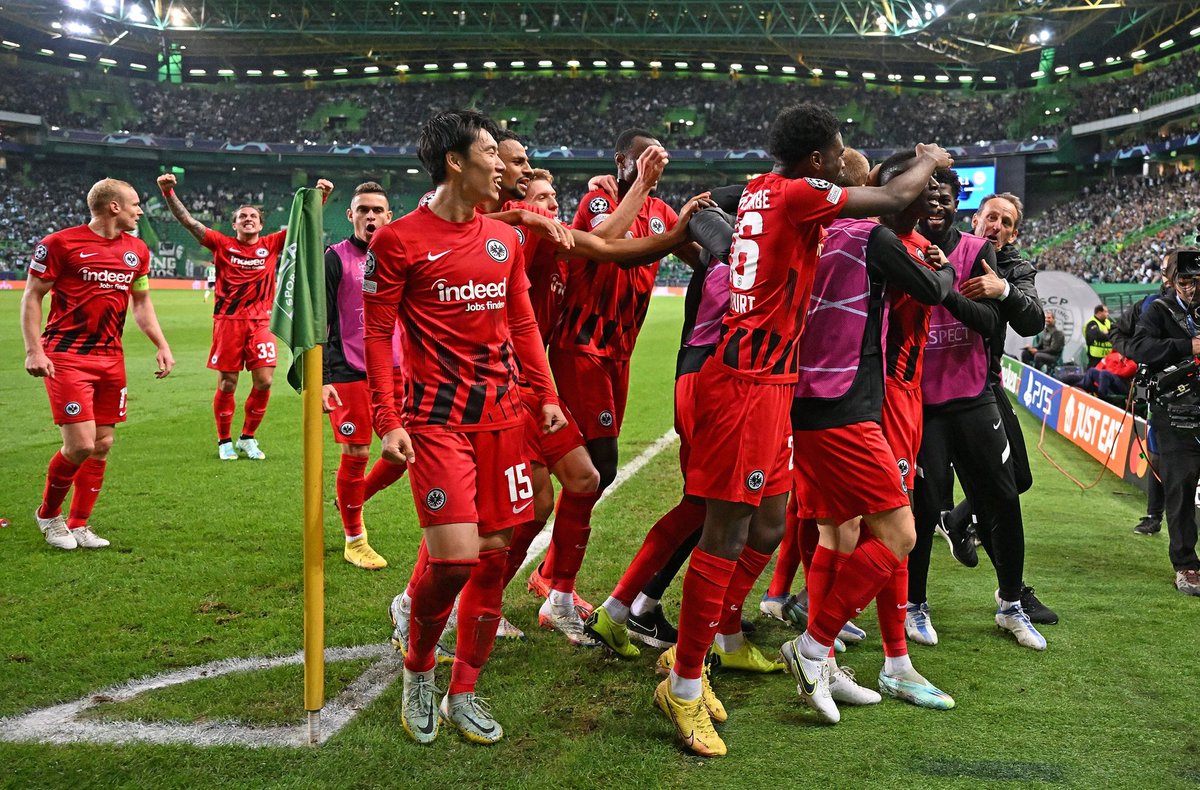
516 427 679 576
0 428 679 750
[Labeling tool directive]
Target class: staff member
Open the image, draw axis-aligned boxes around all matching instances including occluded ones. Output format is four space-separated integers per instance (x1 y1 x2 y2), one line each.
1085 304 1113 369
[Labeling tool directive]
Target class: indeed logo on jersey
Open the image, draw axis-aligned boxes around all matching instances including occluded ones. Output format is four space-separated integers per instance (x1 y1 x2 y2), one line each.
230 253 267 270
432 277 508 312
80 267 136 290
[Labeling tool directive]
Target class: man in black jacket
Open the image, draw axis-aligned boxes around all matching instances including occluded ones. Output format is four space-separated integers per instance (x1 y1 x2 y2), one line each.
1127 249 1200 597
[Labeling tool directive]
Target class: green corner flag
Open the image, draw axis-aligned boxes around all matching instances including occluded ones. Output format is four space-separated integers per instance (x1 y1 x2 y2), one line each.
271 187 327 392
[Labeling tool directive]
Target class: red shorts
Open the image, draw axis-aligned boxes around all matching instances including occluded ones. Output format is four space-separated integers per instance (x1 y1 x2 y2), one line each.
407 425 532 532
684 360 793 506
548 348 629 441
327 379 372 445
521 386 585 468
208 318 277 372
43 352 127 425
674 372 699 476
882 381 923 494
792 421 910 523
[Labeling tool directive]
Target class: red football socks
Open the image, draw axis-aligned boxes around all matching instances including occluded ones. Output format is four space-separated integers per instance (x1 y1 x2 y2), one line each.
39 451 81 520
548 490 599 592
335 454 369 539
611 498 705 606
809 536 902 648
767 506 801 597
406 555 477 673
213 389 236 442
504 519 545 587
405 538 430 600
876 558 910 658
673 549 737 680
449 547 508 695
805 545 843 631
363 458 407 502
719 546 772 634
241 387 271 437
66 457 106 529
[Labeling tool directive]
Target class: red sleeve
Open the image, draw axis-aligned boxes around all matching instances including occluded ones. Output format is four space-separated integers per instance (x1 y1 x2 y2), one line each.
363 231 408 436
28 234 60 281
266 230 288 255
508 288 558 408
200 228 223 252
572 189 616 232
783 177 847 229
134 238 152 277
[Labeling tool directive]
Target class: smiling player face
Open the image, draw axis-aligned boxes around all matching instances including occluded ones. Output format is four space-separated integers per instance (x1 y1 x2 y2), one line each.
232 205 263 240
456 129 505 206
525 179 559 216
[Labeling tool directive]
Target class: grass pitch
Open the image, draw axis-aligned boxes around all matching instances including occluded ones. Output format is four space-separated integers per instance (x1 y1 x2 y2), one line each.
0 290 1197 789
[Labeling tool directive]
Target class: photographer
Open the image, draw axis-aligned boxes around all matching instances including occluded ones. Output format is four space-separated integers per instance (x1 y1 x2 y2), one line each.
1127 249 1200 597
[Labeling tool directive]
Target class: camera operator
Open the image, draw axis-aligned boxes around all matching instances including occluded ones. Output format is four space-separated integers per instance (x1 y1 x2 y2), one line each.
1128 248 1200 597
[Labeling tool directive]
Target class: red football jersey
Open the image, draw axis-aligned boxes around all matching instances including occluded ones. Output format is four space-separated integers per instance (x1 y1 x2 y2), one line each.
504 199 567 343
29 224 150 356
362 206 531 433
716 173 847 383
551 189 678 360
884 229 937 389
201 228 287 320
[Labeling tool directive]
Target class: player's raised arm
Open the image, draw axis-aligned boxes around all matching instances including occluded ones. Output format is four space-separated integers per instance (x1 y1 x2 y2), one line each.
569 191 714 268
156 173 209 244
315 178 334 203
587 145 670 241
841 144 953 219
129 283 175 378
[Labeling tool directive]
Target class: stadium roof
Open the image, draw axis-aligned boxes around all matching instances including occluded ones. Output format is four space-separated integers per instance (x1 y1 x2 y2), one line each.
2 1 1198 84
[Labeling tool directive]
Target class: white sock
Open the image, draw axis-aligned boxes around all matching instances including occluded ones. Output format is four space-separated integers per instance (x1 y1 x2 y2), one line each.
799 631 832 661
714 631 744 653
1000 598 1021 611
345 533 365 543
602 597 630 624
548 589 573 610
400 591 412 612
883 654 913 676
403 666 434 685
668 669 702 702
631 593 659 618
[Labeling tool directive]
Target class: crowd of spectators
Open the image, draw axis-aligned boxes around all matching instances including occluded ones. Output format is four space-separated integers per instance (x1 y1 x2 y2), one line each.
2 50 1197 152
1025 171 1200 282
0 166 91 277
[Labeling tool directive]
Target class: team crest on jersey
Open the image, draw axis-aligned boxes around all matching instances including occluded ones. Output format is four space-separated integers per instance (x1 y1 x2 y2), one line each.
598 410 614 428
363 251 377 278
123 251 140 268
588 196 611 215
745 470 766 491
64 402 81 417
339 421 356 436
485 239 509 263
515 226 526 245
425 488 447 511
34 244 48 262
649 217 666 235
897 459 911 492
256 247 269 258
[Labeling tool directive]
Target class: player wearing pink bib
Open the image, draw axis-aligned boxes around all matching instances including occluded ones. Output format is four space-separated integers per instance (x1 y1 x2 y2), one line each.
23 178 174 551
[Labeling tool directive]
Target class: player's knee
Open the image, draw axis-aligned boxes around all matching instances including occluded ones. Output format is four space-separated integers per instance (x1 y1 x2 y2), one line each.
562 463 601 493
61 444 92 465
91 435 115 458
431 560 475 589
343 444 370 459
217 376 238 393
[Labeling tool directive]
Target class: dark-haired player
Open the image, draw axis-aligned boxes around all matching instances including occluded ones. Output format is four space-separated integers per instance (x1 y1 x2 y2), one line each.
24 178 174 550
157 171 333 460
657 102 951 757
363 110 564 746
321 181 407 570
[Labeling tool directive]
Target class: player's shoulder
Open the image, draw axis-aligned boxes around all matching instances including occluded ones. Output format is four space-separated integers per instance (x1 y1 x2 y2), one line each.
123 231 151 254
579 190 616 217
40 224 88 247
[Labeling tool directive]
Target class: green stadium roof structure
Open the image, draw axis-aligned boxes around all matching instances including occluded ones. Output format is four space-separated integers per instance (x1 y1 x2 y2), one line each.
2 0 1198 82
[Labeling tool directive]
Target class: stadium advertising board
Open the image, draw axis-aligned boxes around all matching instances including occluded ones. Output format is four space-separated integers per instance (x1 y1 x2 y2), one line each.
1000 355 1151 493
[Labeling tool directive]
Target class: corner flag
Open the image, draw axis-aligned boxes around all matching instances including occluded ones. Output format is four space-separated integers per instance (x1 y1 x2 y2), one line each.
271 187 327 392
269 186 328 744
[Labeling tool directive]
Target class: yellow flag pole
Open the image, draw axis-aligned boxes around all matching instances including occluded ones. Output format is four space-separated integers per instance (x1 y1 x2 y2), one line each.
302 344 325 745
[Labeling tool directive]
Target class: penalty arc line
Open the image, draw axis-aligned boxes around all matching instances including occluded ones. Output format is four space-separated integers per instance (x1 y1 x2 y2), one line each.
514 427 679 576
0 427 679 750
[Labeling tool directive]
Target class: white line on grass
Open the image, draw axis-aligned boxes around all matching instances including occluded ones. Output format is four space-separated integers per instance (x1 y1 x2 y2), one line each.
515 427 679 576
0 428 679 750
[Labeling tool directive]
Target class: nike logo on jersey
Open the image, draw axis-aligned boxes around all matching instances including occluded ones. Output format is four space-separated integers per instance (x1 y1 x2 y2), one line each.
707 621 720 628
79 252 99 258
512 500 533 515
992 419 1002 430
427 250 451 261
